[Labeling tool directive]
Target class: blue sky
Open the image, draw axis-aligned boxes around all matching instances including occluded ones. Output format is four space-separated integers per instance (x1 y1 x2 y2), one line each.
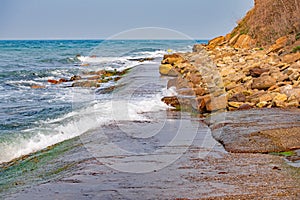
0 0 254 40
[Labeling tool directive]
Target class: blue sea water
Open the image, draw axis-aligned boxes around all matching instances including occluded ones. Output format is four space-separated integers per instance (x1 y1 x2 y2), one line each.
0 40 206 164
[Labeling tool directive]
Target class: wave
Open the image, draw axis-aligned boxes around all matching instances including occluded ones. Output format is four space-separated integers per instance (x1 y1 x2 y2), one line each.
0 92 170 164
6 80 44 89
39 57 80 64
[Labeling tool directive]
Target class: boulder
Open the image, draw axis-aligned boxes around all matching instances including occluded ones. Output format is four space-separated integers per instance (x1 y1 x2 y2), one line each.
249 67 269 77
256 101 268 108
259 93 273 102
31 84 45 89
205 94 227 112
267 36 288 54
72 81 98 87
282 52 300 64
192 44 205 53
161 96 180 109
70 75 82 81
193 87 206 96
159 64 178 76
162 54 184 65
207 36 225 50
272 93 288 107
47 79 59 84
233 34 256 49
252 76 276 90
228 93 246 102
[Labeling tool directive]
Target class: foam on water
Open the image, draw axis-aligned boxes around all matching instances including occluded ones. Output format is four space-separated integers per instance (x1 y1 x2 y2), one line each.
0 40 196 164
0 90 171 164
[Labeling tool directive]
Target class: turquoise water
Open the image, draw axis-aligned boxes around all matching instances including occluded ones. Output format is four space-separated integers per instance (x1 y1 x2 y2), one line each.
0 40 206 164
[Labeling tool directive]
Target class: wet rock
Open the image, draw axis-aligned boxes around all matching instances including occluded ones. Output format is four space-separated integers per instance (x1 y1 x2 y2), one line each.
31 85 45 89
87 75 101 80
70 75 82 81
128 57 154 62
161 96 180 109
72 81 99 88
47 79 60 84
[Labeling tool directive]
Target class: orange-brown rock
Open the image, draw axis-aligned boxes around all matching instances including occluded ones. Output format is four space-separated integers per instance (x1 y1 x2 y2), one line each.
228 93 246 102
252 76 276 90
267 36 288 54
207 36 225 50
233 34 256 49
282 52 300 64
204 94 227 112
249 67 269 77
72 81 98 87
31 85 45 89
161 96 180 109
70 75 81 81
162 53 184 65
48 79 60 84
159 64 178 76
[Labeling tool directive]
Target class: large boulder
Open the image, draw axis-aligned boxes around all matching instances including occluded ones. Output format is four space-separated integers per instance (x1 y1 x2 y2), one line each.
252 76 276 90
267 36 288 54
207 36 225 50
162 53 184 65
282 52 300 63
192 44 205 53
159 64 178 76
161 96 180 109
204 94 227 112
233 34 256 49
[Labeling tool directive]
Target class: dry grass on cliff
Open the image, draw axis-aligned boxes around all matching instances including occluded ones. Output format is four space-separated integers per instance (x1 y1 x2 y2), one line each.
232 0 300 46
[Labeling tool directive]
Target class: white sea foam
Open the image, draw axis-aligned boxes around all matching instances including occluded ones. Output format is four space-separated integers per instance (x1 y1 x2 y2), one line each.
0 91 170 164
78 56 128 64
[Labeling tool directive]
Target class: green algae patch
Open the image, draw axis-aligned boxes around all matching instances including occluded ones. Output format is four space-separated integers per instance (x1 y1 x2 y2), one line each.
0 137 82 194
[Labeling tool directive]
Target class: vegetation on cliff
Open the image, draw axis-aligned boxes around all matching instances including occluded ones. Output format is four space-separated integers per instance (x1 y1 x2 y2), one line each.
231 0 300 47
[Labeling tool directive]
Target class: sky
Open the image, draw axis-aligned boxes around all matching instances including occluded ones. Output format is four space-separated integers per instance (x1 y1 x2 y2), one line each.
0 0 254 40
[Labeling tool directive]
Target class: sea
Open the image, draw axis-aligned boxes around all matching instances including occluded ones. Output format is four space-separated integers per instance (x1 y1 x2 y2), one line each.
0 40 207 195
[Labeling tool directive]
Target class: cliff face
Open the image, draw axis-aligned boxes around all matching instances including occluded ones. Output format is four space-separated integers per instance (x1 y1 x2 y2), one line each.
231 0 300 46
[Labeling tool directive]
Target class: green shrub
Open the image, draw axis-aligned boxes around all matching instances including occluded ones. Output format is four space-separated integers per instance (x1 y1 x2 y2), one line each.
292 46 300 53
296 33 300 41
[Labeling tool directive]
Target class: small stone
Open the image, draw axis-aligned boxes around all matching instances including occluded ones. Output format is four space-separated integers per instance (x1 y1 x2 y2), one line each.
256 101 268 108
273 93 288 102
228 102 244 108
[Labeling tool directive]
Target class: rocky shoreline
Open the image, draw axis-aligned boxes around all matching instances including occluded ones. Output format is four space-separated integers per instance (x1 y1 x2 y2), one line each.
159 38 300 157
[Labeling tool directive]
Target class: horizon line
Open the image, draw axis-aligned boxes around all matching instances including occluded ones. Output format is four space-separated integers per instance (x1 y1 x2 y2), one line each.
0 38 210 41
